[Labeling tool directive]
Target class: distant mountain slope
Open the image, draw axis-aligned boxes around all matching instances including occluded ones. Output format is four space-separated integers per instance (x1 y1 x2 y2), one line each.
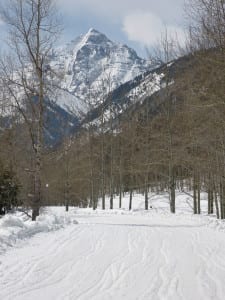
81 54 194 128
1 28 159 145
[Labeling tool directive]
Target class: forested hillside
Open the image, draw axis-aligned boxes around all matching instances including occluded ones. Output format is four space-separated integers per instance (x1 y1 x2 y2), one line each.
0 0 224 220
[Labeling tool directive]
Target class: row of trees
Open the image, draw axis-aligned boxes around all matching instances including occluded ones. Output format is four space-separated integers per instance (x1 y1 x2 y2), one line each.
44 0 225 218
0 0 224 220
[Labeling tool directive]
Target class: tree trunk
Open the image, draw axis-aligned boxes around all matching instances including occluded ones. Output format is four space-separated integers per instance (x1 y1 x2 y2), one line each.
102 191 105 210
33 145 42 220
32 205 39 221
208 188 213 214
65 180 69 212
214 190 220 219
197 177 201 214
193 173 198 214
219 182 224 219
129 189 133 210
145 183 148 210
170 173 176 213
110 193 113 210
119 185 122 209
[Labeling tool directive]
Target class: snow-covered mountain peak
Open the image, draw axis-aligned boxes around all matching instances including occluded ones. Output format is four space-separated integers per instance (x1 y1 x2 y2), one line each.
50 29 156 116
55 28 112 58
82 28 112 45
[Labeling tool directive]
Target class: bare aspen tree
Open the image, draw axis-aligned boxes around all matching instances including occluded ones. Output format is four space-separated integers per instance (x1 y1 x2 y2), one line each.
116 123 125 209
83 65 97 209
63 137 72 212
0 0 61 220
95 68 115 209
155 30 180 213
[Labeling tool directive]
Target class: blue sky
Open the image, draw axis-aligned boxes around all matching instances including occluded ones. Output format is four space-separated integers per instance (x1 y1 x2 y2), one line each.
0 0 186 58
57 0 186 58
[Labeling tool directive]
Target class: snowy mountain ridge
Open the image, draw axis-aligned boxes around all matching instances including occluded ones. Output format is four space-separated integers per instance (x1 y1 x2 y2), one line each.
50 28 155 116
1 28 160 145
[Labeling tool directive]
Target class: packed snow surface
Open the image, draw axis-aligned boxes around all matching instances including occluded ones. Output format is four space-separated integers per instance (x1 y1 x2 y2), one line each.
1 192 225 300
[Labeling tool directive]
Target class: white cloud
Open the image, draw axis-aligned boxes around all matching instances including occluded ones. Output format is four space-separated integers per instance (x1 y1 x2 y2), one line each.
57 0 184 24
122 11 186 48
56 0 185 56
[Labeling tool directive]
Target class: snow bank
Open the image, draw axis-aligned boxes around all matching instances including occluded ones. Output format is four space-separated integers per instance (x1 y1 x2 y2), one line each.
70 191 225 232
2 192 225 300
1 191 225 256
0 209 78 254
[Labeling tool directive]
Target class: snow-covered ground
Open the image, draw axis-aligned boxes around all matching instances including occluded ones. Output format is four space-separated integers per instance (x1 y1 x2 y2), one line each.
1 192 225 300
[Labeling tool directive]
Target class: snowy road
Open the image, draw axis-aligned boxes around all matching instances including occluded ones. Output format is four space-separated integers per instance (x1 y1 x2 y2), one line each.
1 205 225 300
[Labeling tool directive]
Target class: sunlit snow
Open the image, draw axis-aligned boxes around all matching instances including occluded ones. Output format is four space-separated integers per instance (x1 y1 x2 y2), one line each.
1 192 225 300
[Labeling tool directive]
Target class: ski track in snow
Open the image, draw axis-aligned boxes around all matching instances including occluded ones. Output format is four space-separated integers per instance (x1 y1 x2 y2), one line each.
1 199 225 299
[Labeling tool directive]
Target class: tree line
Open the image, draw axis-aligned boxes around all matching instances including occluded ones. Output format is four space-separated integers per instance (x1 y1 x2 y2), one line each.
0 0 224 220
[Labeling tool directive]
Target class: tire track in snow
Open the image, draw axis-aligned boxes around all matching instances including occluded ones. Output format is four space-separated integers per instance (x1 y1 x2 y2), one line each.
60 225 108 300
2 213 225 300
154 230 182 300
70 226 129 300
0 225 88 300
193 230 223 300
68 224 157 300
135 228 164 300
0 227 78 294
101 228 155 300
